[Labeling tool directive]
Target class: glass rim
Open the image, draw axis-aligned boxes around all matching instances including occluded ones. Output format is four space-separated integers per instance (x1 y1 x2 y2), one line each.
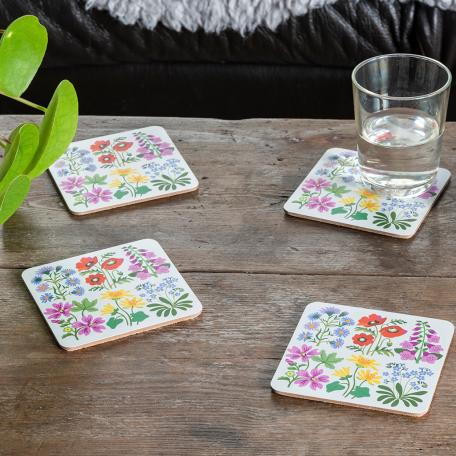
352 53 452 101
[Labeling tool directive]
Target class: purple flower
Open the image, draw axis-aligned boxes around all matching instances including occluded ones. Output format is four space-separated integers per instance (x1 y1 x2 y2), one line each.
295 368 330 390
400 341 416 350
286 344 319 363
427 344 443 353
422 353 438 364
303 178 331 191
427 334 440 343
84 187 112 204
400 350 416 361
44 302 73 323
137 270 152 280
307 195 336 213
418 185 438 199
129 263 143 272
72 315 106 336
61 176 85 192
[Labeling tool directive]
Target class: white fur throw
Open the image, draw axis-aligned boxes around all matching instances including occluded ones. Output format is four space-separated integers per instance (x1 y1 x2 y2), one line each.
84 0 456 35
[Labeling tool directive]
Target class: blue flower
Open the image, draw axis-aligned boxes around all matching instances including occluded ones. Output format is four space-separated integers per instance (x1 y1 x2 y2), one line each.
62 268 76 276
78 149 91 156
40 293 54 303
333 327 349 337
72 286 85 296
65 277 80 287
38 266 53 275
315 169 329 176
32 276 42 285
342 175 355 183
85 164 97 172
328 154 340 161
308 312 321 321
321 306 340 316
57 169 69 177
297 331 313 342
304 321 319 331
341 317 355 326
81 156 93 164
330 338 344 349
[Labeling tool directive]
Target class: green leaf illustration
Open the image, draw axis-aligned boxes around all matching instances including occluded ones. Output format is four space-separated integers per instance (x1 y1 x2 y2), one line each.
311 350 343 369
114 189 129 199
131 311 149 323
0 16 47 97
106 317 123 329
351 211 368 221
327 183 350 197
350 386 370 398
331 206 348 215
326 381 345 393
71 298 98 313
85 174 107 185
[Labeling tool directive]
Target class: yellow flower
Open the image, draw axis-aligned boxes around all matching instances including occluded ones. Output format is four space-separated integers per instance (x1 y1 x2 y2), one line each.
109 178 123 189
334 367 351 378
128 174 148 184
286 371 294 378
359 199 380 212
357 188 380 199
63 327 72 333
122 297 145 309
341 197 355 205
101 289 132 300
101 303 115 315
357 369 382 385
111 167 134 176
348 355 380 370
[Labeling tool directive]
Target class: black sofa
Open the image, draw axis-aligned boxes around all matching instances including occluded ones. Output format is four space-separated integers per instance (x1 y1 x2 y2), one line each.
1 0 456 119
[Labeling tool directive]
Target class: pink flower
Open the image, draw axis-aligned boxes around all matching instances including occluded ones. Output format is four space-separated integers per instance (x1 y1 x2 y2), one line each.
400 350 415 361
427 344 443 353
295 368 330 390
422 353 437 364
307 195 336 212
72 315 106 336
44 302 73 323
418 185 438 199
137 270 152 280
286 344 319 363
400 341 416 350
61 176 85 192
303 178 331 191
84 187 112 204
427 334 440 343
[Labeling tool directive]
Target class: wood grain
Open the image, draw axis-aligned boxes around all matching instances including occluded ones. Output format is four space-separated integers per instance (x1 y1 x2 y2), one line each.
0 116 455 455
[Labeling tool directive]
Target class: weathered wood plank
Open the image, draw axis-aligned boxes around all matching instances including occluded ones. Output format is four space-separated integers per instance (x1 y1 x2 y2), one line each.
1 116 456 276
1 270 455 455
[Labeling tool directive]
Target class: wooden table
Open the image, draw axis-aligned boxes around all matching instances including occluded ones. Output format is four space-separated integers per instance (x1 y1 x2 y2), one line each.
1 116 455 455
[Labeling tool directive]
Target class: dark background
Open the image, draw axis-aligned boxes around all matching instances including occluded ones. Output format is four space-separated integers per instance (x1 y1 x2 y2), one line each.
1 0 455 119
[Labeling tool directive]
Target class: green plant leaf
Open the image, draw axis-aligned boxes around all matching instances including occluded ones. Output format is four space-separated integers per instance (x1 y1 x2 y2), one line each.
331 206 348 215
0 174 30 224
85 174 107 185
26 80 78 178
136 185 151 195
106 317 123 329
0 123 39 193
351 211 368 221
114 189 129 199
327 183 351 197
326 381 345 393
71 298 98 313
0 16 47 97
350 386 370 398
131 311 149 323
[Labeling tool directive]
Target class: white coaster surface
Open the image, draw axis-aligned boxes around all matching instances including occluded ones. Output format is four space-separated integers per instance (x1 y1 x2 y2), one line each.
49 126 199 215
284 148 450 238
271 302 454 416
22 239 202 350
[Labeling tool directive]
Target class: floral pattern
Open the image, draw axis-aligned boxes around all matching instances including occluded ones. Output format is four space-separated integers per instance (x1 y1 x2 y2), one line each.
50 127 198 213
284 149 449 237
24 240 202 348
272 303 452 415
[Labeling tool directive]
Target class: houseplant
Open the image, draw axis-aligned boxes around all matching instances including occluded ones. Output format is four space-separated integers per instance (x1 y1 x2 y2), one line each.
0 15 78 224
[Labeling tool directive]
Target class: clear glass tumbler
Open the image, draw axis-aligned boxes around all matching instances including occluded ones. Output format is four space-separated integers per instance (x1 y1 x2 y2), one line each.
352 53 451 197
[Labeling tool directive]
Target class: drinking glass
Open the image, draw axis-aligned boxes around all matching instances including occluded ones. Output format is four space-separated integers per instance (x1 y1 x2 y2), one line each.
352 53 451 197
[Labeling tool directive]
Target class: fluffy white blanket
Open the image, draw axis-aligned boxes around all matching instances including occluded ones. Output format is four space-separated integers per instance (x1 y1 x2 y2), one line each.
84 0 456 34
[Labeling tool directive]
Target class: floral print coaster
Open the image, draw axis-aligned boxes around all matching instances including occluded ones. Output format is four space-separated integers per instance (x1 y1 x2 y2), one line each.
271 302 454 416
49 126 199 215
22 239 202 350
284 148 450 238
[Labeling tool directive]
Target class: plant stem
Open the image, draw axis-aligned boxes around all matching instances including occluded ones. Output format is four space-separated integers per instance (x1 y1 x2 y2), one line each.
0 91 46 113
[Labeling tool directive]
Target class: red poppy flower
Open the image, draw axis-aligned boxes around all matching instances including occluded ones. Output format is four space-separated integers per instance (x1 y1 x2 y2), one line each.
76 256 98 271
101 258 124 270
85 273 106 285
98 154 116 164
380 326 407 338
358 313 387 327
352 333 375 346
113 141 133 152
90 140 110 152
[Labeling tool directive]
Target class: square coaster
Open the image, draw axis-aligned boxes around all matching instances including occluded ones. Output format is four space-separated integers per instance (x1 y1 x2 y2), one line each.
49 126 199 215
284 148 450 238
271 302 454 416
22 239 202 350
